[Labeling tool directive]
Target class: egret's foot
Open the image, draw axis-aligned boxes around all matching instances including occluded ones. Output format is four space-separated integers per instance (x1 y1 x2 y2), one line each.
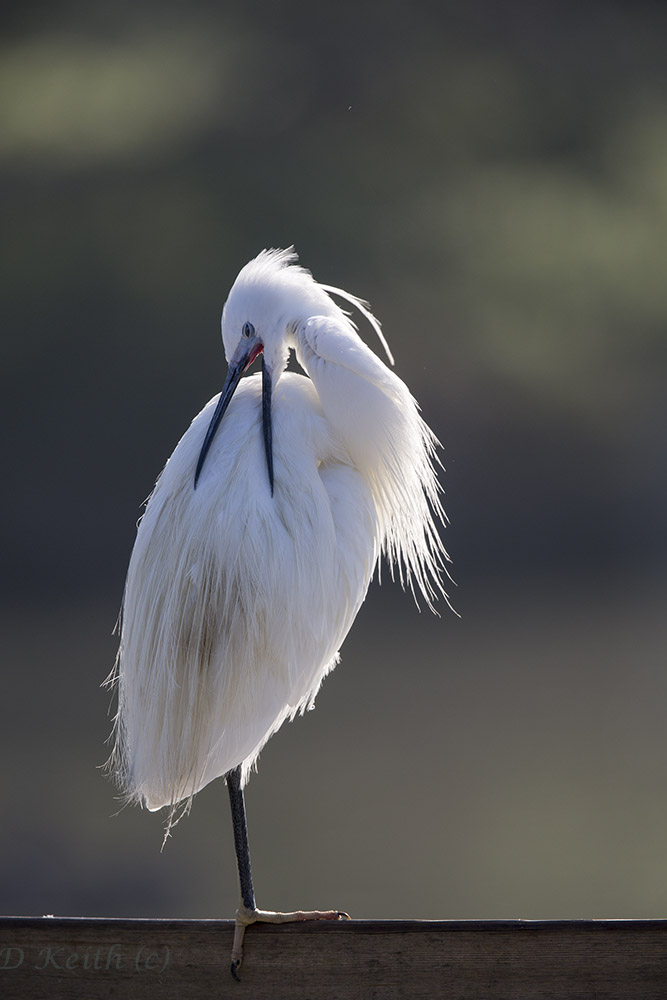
230 904 350 979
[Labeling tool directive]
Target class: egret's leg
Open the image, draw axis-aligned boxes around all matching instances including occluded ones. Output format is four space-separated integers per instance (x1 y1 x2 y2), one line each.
227 765 256 911
225 766 349 980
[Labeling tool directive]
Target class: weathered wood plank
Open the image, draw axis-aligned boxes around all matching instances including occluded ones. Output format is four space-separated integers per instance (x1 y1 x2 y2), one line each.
1 917 666 999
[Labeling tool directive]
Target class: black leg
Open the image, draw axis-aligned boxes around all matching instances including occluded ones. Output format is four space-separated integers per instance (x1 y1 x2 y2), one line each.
227 764 256 911
225 764 348 978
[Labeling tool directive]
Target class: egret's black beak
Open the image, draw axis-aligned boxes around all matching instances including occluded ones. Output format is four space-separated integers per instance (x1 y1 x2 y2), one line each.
194 336 274 496
261 356 274 496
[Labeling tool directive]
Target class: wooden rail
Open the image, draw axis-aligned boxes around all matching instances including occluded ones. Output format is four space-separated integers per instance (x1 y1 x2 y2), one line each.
1 916 666 999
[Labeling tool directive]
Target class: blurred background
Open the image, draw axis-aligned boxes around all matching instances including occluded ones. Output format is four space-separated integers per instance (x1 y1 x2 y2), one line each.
2 0 667 922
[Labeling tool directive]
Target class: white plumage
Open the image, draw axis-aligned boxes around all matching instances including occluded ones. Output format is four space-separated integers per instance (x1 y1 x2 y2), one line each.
109 247 449 820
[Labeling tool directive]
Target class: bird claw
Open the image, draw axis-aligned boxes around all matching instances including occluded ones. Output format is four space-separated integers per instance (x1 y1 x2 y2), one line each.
230 909 252 981
229 904 350 978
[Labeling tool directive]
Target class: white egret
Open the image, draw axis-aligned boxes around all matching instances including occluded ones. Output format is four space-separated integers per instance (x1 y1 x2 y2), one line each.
108 248 450 977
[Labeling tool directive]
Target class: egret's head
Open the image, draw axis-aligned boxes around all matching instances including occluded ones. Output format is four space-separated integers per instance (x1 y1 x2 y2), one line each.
194 248 333 494
220 247 334 374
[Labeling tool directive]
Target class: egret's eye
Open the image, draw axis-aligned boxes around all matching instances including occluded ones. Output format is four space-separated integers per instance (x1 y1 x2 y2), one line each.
242 321 255 339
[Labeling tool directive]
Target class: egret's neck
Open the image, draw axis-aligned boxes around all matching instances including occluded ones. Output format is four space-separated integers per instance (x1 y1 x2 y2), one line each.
294 316 408 478
293 313 447 612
